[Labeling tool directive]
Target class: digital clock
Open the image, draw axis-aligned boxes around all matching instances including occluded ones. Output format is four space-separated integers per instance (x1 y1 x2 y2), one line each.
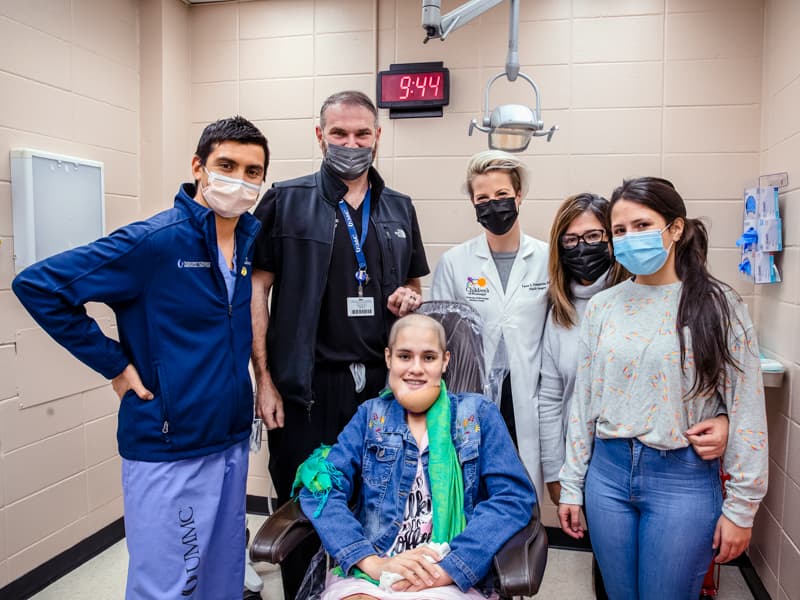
377 62 450 118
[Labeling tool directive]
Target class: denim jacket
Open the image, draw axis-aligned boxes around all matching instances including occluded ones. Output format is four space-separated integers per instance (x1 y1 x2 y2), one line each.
298 392 536 592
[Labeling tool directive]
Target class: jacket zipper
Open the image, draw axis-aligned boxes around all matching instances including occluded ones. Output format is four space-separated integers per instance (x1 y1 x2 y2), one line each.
156 362 171 441
305 218 339 419
227 230 257 434
227 299 236 433
382 224 399 285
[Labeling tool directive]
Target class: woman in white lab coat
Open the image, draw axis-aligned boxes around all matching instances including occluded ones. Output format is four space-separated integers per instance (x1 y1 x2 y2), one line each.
430 150 548 499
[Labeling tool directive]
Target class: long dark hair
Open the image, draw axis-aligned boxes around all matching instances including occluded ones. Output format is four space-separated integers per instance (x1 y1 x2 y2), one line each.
608 177 743 397
547 193 628 328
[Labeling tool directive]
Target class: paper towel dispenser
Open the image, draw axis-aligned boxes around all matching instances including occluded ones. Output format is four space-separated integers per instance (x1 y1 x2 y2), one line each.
11 148 105 272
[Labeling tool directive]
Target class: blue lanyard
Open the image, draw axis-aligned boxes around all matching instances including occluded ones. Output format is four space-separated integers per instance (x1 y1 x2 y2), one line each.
338 188 371 290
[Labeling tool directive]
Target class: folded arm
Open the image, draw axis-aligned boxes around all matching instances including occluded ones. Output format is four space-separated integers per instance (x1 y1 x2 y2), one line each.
12 224 151 379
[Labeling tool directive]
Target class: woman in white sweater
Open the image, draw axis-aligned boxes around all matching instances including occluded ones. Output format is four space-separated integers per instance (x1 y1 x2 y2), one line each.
558 179 768 600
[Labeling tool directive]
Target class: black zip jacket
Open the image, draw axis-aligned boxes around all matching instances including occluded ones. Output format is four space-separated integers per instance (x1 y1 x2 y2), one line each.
253 165 426 408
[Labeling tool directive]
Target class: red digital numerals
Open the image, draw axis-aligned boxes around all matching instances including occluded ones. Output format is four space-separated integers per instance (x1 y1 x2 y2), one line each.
381 72 444 102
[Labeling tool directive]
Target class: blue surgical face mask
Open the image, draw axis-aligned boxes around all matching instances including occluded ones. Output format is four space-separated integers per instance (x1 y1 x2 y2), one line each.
612 223 673 275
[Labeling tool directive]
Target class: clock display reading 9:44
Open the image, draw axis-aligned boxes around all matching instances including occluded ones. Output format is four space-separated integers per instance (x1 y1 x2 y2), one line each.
380 71 445 102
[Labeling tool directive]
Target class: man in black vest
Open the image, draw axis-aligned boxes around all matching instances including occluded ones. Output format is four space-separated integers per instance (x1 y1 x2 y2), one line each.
251 90 429 597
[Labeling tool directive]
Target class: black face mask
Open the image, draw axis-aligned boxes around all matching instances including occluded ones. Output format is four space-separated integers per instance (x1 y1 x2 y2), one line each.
475 198 519 236
561 241 612 283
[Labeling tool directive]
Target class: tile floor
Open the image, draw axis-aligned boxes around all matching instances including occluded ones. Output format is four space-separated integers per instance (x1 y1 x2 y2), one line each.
31 515 757 600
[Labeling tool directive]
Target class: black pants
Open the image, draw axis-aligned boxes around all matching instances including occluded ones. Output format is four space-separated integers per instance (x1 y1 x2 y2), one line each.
498 373 518 447
267 362 386 600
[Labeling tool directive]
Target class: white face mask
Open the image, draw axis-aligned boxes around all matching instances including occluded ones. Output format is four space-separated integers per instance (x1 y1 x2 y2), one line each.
201 168 261 218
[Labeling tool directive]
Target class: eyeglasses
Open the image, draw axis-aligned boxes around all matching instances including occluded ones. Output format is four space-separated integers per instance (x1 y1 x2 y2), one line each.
560 229 606 249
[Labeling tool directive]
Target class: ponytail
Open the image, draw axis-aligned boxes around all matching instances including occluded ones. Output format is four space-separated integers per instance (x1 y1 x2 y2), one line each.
676 219 743 396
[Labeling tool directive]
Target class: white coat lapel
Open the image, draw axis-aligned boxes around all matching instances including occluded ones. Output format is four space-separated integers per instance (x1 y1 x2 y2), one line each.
503 234 535 303
476 234 502 296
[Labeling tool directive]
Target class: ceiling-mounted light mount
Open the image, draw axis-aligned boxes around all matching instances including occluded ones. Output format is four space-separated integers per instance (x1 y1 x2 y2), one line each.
422 0 558 152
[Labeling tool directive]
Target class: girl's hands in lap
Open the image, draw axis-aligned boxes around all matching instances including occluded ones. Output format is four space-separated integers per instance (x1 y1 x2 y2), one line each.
357 547 453 592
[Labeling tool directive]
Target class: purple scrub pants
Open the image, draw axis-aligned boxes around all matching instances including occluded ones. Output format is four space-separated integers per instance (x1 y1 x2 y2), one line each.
122 439 249 599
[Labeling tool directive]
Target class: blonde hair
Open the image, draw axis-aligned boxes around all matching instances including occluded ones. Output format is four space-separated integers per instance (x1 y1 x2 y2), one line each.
387 314 446 352
465 150 529 200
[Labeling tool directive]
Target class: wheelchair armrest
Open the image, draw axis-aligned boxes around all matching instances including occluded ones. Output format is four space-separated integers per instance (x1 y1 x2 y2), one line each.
249 500 319 564
492 509 549 597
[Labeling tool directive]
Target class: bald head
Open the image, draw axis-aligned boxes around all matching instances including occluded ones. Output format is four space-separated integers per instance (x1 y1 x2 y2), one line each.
387 314 446 353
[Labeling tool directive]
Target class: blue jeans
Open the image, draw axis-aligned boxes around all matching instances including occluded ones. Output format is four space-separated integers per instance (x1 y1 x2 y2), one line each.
585 438 722 600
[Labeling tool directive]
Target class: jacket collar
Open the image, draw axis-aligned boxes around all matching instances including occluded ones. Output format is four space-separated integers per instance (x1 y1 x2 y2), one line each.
176 183 213 226
315 164 386 207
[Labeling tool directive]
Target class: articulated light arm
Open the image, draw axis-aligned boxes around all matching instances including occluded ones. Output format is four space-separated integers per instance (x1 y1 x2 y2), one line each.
422 0 505 42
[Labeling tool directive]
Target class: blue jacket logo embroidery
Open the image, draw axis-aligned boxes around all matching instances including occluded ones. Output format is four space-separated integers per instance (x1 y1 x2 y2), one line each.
177 258 212 269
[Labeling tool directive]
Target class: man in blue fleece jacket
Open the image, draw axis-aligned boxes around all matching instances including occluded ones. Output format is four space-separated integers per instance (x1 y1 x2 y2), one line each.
12 116 268 600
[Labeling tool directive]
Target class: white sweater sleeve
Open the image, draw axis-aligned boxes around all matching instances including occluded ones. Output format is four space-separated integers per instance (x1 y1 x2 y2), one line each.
558 311 597 506
539 316 566 483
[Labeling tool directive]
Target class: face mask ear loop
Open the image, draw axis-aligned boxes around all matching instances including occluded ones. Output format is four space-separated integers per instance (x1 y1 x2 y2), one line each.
663 221 675 254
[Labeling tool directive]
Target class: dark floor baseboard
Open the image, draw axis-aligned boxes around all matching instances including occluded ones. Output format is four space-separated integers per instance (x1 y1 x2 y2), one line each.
0 518 126 600
246 493 275 516
737 553 772 600
545 525 594 551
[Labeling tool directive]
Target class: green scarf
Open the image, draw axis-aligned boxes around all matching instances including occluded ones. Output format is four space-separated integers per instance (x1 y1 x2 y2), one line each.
290 445 342 517
424 381 467 543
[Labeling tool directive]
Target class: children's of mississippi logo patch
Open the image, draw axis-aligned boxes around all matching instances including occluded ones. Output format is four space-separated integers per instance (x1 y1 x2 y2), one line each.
465 276 489 301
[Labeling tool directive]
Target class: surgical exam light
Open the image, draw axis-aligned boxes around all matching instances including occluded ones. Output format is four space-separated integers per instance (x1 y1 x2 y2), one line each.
422 0 558 152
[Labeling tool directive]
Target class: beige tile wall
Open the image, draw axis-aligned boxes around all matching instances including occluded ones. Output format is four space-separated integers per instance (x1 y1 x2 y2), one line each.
3 0 797 590
0 0 142 586
751 1 800 598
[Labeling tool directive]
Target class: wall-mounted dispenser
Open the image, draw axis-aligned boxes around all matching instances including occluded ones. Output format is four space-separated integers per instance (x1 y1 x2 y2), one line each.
737 186 782 284
11 149 105 272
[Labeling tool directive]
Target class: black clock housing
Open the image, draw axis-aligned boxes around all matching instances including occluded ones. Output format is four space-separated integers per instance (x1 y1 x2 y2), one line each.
377 62 450 118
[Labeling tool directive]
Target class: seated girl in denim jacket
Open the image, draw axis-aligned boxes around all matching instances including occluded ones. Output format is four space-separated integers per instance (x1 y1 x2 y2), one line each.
297 313 536 599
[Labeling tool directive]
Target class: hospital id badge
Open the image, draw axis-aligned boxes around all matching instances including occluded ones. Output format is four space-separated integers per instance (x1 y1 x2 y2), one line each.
347 296 375 317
